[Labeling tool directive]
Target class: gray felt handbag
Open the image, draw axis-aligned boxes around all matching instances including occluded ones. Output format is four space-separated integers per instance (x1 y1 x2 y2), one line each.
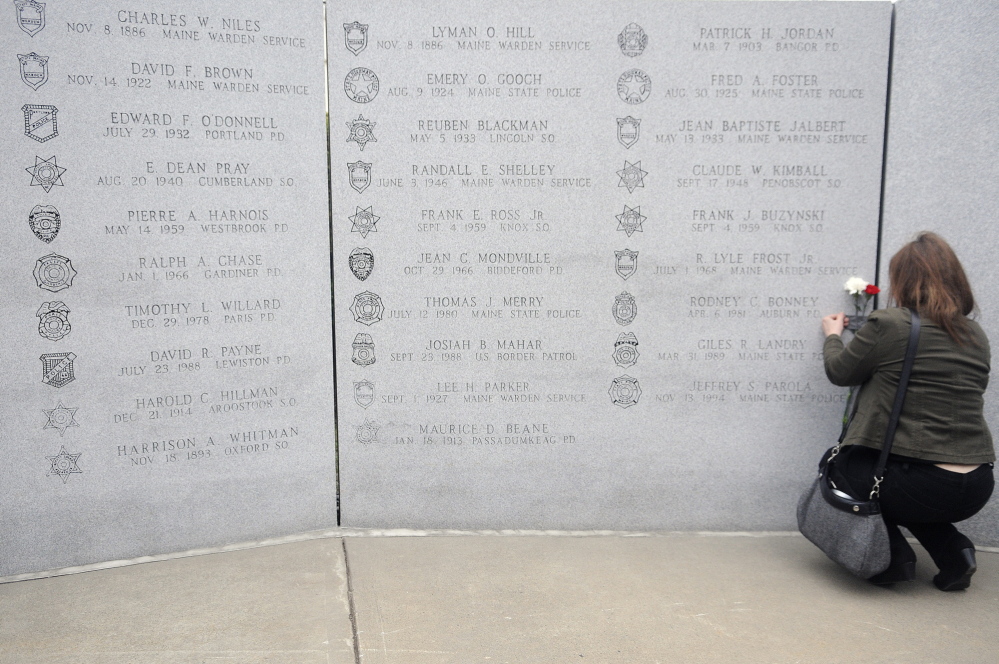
797 311 921 579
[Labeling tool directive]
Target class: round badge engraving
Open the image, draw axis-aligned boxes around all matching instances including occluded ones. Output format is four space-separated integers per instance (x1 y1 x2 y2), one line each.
34 253 76 292
344 67 380 103
617 69 651 105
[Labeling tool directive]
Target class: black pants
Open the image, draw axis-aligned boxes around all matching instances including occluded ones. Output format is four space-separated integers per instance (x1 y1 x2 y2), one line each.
830 445 995 569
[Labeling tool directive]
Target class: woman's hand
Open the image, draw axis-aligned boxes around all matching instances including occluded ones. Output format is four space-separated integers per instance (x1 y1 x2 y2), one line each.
822 312 848 337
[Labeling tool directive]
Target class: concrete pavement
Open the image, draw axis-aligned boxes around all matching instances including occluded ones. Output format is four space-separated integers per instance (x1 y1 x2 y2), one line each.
1 532 997 663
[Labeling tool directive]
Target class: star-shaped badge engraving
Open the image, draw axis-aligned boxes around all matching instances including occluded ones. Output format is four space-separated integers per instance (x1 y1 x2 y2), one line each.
344 67 380 103
350 206 380 238
43 402 79 436
346 115 377 150
617 161 647 193
616 205 646 237
46 445 82 483
25 155 66 192
617 69 651 104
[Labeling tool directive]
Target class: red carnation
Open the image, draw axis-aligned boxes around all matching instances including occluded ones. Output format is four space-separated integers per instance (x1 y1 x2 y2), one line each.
865 284 880 295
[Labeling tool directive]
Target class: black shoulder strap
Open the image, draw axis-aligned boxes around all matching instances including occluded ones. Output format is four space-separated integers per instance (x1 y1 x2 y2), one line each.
837 385 861 444
871 310 921 496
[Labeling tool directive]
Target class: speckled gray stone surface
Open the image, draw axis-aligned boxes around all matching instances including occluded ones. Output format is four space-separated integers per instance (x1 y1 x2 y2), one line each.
880 0 999 546
329 1 893 530
0 1 336 578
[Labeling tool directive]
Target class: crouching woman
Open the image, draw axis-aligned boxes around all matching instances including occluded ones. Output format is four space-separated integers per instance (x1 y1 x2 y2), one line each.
821 232 994 590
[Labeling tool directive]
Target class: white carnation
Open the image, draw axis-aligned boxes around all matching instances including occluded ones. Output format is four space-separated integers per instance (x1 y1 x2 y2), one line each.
844 276 869 295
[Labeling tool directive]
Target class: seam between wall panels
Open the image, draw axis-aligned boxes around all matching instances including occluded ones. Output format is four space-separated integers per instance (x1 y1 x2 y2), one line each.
323 0 342 527
874 6 898 306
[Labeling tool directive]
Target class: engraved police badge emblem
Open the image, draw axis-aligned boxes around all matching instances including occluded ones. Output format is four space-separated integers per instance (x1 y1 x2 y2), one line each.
613 292 637 326
43 402 78 436
351 332 376 366
349 206 379 237
34 253 76 292
349 247 374 280
28 204 60 242
617 116 640 149
612 332 640 368
617 160 647 193
350 291 384 326
346 115 377 150
356 419 379 444
348 160 372 193
14 0 45 36
25 155 66 192
40 351 76 388
608 375 642 408
37 301 70 340
616 205 645 237
18 52 48 89
46 445 82 483
344 67 379 103
343 21 369 55
354 380 375 409
614 249 638 280
617 69 651 104
618 23 648 57
22 104 58 143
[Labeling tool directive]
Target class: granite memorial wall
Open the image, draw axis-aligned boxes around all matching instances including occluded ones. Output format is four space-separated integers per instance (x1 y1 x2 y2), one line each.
11 0 993 580
329 1 893 529
0 1 334 578
880 0 999 546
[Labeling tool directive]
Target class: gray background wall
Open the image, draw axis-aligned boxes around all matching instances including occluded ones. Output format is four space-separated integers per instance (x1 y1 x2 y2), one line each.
2 0 997 581
330 0 894 531
881 0 999 546
0 1 336 579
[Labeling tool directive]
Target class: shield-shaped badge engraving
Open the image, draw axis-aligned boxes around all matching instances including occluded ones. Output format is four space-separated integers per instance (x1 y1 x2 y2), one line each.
612 333 640 368
613 292 637 326
349 247 374 280
351 333 376 366
348 161 371 193
615 249 638 280
15 0 45 36
354 380 375 409
40 352 75 388
28 204 60 243
18 52 48 90
344 21 368 55
617 116 640 149
22 104 58 143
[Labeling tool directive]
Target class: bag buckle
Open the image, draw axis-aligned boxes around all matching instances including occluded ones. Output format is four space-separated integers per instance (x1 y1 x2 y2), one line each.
869 475 883 500
826 445 842 464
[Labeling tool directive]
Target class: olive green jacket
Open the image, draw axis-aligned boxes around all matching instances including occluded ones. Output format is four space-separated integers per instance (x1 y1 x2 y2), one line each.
823 307 994 463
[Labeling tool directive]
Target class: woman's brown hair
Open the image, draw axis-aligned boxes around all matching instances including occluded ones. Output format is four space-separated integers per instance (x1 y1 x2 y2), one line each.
888 232 976 344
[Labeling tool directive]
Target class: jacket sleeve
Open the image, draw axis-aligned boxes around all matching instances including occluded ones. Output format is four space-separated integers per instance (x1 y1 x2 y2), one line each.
823 312 885 386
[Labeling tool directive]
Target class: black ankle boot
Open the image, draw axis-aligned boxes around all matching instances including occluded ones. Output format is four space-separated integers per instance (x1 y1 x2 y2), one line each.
933 547 977 591
869 536 918 586
869 560 916 585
